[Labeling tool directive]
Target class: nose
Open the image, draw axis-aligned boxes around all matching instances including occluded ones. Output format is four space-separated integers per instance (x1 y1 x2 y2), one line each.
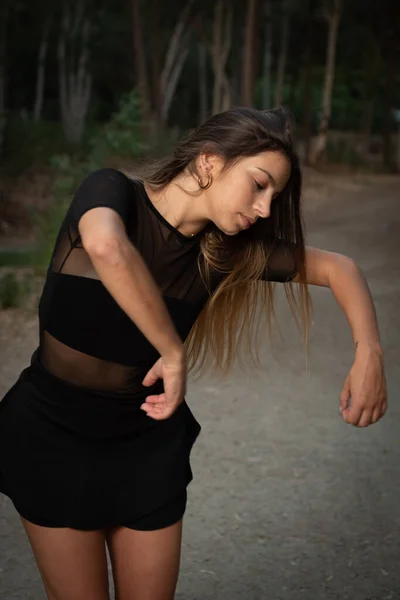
254 195 272 219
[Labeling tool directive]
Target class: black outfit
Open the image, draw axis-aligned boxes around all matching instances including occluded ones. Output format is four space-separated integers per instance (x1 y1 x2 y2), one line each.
0 168 296 530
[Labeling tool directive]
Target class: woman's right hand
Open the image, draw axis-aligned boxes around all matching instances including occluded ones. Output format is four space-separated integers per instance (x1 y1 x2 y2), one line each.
141 352 187 420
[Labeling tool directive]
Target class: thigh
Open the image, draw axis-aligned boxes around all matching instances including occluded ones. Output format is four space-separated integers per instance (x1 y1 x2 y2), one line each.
21 517 110 600
106 520 183 600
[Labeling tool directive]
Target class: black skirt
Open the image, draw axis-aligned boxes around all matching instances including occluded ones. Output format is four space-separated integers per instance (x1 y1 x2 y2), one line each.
0 355 201 530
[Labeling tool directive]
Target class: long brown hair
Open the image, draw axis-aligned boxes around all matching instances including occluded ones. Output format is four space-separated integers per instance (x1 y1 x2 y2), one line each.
136 107 311 375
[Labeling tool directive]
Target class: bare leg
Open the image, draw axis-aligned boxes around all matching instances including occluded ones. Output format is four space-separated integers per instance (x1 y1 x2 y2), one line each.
105 520 183 600
21 517 110 600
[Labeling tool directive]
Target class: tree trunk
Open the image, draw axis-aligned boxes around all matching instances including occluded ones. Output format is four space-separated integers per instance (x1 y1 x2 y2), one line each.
302 7 313 164
131 0 150 115
149 0 161 123
310 0 341 165
33 16 51 123
321 0 341 125
161 39 190 124
198 43 207 123
211 0 232 115
262 0 272 109
241 0 260 106
0 63 5 156
221 73 232 111
288 66 297 110
212 0 223 115
359 40 380 155
160 0 195 125
58 1 92 144
382 61 395 170
0 2 9 155
274 0 290 107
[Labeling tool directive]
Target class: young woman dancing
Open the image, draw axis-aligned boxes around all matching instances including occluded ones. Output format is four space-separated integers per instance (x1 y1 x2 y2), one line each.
0 107 387 600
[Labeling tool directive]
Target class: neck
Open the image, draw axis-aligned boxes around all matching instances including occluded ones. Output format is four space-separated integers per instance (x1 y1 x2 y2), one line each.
145 170 210 237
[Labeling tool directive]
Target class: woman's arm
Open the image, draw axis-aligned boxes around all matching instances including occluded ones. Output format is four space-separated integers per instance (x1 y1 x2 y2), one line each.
292 247 387 427
293 247 382 351
79 207 186 420
80 207 184 360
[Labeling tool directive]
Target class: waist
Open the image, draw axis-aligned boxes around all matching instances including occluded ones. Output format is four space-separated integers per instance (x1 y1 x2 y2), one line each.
26 349 163 404
16 351 166 440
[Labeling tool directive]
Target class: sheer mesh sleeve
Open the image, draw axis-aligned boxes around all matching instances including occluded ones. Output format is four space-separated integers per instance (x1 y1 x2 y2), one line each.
49 167 136 277
262 237 298 282
69 168 133 231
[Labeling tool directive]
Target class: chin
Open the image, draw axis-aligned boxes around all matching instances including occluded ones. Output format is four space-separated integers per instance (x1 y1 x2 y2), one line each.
216 227 238 236
217 222 241 236
212 215 242 236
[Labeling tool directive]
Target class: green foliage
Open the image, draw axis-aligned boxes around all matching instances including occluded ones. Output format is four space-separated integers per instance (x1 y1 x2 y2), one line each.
3 117 72 175
0 271 33 309
89 91 146 163
0 249 37 268
33 91 146 268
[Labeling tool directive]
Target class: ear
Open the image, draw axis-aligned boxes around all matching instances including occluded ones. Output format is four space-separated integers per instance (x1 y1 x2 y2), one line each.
198 152 223 176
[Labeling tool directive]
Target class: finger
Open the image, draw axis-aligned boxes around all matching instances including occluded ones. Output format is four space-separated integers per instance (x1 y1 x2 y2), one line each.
140 399 165 413
143 407 175 421
356 410 373 428
143 405 165 416
339 382 351 412
141 398 180 420
372 401 387 423
143 394 166 404
141 406 166 417
371 407 382 424
342 403 363 426
142 369 159 387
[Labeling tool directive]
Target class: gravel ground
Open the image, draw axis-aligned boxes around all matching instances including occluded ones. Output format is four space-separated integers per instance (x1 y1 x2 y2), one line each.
1 173 399 599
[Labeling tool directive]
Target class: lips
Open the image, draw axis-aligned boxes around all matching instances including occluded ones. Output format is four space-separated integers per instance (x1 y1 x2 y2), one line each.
240 214 253 228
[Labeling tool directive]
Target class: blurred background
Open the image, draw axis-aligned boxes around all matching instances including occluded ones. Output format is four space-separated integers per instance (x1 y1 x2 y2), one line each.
1 0 400 290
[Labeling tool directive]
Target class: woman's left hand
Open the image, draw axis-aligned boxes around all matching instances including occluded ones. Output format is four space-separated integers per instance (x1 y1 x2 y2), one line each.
339 344 388 427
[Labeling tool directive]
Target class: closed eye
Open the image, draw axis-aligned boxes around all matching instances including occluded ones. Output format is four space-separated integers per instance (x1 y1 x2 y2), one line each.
254 179 265 192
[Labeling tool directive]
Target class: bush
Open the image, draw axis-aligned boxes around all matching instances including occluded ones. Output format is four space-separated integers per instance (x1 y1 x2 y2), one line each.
3 117 72 175
89 90 146 164
34 90 147 268
0 271 33 309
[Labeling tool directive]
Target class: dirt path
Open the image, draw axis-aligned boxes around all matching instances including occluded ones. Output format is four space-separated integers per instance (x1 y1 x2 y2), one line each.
1 174 400 599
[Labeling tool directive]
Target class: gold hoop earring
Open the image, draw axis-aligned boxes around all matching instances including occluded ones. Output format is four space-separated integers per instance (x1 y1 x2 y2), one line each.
198 174 212 190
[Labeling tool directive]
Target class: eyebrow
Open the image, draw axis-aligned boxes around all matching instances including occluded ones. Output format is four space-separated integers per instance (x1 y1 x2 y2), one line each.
256 167 276 186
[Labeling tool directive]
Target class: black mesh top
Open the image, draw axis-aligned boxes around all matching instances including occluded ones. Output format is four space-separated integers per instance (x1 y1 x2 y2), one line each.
37 168 296 395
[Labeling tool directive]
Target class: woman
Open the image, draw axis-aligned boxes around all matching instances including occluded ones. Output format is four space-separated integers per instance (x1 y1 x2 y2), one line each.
0 107 387 600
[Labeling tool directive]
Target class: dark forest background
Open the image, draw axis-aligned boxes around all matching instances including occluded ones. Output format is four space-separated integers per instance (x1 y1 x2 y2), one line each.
0 0 399 305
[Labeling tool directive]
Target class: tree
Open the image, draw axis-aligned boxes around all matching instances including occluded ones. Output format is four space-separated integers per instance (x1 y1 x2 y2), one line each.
149 0 161 123
131 0 150 116
262 0 273 109
309 0 341 165
377 2 399 171
198 42 207 122
132 0 196 128
241 0 260 106
58 0 92 143
301 0 315 164
210 0 232 114
274 0 290 107
359 32 380 154
159 0 195 124
0 1 10 155
33 13 52 122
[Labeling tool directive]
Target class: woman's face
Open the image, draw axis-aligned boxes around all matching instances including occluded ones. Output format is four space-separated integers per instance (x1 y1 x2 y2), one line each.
202 151 292 236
